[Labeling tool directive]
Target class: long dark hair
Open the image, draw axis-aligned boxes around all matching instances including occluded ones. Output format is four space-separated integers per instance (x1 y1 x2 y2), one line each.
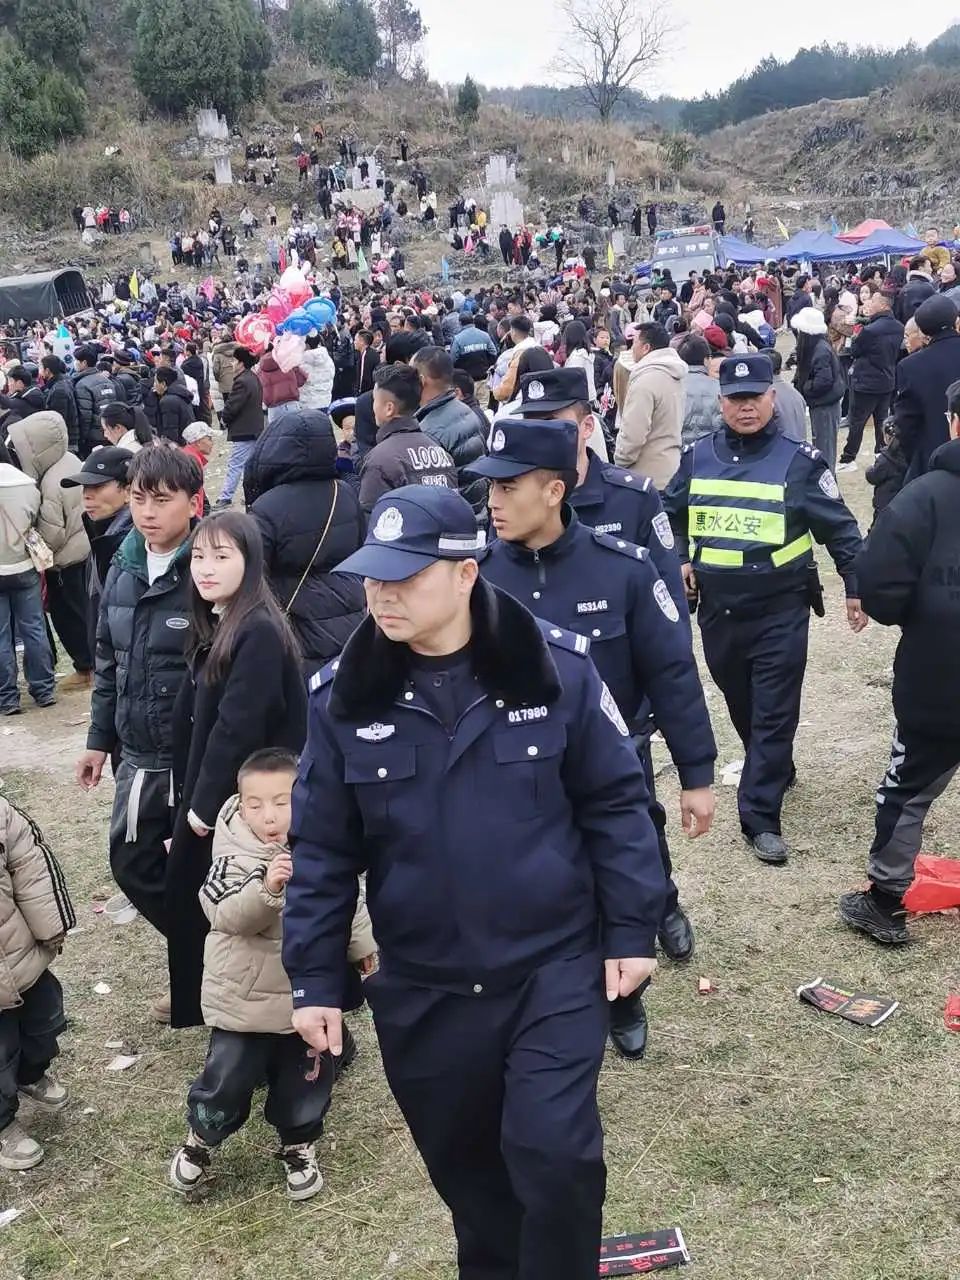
101 401 154 446
186 511 300 683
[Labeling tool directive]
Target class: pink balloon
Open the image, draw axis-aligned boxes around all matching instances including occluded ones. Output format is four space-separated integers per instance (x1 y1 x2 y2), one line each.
235 313 275 357
263 287 294 325
273 332 307 372
279 266 313 309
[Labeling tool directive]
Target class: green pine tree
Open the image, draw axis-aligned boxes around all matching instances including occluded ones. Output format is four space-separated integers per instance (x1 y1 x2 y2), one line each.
16 0 89 73
456 74 480 122
0 33 86 157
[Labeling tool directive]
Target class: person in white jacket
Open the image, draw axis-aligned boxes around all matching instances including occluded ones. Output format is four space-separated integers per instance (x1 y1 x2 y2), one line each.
298 334 335 411
0 450 56 713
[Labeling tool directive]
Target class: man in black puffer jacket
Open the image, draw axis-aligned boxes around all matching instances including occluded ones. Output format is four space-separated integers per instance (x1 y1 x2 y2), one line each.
840 388 960 947
244 408 366 678
72 345 119 457
76 449 201 966
411 345 488 521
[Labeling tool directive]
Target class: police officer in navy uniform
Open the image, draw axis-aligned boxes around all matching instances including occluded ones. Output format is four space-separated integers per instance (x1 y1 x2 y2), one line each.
283 485 666 1280
516 367 685 612
471 419 716 1059
661 354 866 865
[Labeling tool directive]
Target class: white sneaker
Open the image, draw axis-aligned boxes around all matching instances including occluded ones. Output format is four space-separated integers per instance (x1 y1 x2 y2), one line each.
169 1130 213 1193
0 1119 43 1170
836 461 858 473
19 1073 69 1112
279 1142 323 1200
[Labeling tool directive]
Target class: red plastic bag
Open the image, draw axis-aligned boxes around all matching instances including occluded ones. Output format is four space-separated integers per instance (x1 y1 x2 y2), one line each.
902 855 960 914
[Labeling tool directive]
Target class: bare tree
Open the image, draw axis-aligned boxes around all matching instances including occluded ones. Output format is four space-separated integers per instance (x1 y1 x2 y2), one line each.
550 0 673 124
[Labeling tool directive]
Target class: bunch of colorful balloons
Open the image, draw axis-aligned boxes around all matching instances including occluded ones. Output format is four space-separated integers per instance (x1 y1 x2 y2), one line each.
234 266 339 360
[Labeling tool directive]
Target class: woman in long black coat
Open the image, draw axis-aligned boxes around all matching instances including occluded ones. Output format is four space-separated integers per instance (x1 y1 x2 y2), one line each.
167 510 307 1028
243 408 366 679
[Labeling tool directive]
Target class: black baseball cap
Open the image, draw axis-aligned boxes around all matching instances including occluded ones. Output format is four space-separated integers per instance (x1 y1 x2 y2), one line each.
60 447 134 488
334 486 485 582
516 367 590 414
467 417 578 479
718 354 774 397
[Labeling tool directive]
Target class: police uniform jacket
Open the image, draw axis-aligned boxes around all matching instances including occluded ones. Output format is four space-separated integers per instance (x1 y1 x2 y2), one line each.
570 449 686 614
283 580 667 1009
480 511 715 790
661 421 863 620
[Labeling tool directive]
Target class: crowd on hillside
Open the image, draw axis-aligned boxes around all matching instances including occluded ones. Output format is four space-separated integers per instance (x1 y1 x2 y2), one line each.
2 214 960 1267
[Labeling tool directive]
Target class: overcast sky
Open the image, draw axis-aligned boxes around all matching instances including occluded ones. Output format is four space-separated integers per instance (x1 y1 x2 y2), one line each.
416 0 958 98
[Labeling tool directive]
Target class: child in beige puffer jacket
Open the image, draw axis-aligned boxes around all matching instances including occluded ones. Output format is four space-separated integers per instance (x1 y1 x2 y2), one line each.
170 747 375 1201
0 795 76 1170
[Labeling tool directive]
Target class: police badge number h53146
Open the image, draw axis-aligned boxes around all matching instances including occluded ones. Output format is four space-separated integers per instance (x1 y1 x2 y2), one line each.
374 507 404 541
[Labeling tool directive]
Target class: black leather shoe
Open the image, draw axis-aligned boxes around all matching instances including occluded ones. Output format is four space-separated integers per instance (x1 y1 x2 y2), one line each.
839 890 910 945
746 832 788 864
609 993 648 1060
658 906 695 961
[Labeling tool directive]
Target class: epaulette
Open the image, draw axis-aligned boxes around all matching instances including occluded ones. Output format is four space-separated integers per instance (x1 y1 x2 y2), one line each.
798 442 821 461
308 656 341 694
601 465 652 493
682 442 694 455
591 529 649 560
536 618 591 657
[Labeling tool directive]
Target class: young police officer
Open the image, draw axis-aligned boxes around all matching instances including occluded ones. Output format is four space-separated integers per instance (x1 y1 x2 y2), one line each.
284 485 666 1280
472 418 715 1059
662 354 865 864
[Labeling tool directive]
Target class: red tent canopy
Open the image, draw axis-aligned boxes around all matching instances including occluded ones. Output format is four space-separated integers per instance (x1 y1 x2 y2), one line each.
838 218 892 244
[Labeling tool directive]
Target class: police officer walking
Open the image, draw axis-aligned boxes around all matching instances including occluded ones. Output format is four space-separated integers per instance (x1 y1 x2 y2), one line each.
662 355 866 864
283 485 667 1280
471 419 716 1059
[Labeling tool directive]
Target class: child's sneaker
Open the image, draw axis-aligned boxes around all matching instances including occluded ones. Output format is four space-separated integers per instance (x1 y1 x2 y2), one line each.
0 1120 43 1170
169 1131 213 1193
19 1074 69 1112
278 1143 323 1200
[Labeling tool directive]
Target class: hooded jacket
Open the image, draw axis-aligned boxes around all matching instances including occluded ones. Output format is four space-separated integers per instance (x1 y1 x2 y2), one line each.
857 438 960 736
0 797 75 1011
257 353 307 408
211 341 238 396
450 324 498 380
794 333 845 408
298 345 336 411
7 412 89 569
72 367 118 456
155 382 195 444
244 410 366 672
415 389 488 517
42 375 79 451
615 346 688 489
199 796 374 1034
87 529 192 765
0 385 45 426
0 462 40 581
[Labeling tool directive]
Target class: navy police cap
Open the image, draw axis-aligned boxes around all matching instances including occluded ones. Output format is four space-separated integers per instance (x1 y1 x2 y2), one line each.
516 367 590 413
718 353 774 397
334 485 485 582
468 417 579 479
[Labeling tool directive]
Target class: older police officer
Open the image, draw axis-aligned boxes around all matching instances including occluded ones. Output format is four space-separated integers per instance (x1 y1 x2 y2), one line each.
473 418 715 1059
283 485 666 1280
662 354 865 864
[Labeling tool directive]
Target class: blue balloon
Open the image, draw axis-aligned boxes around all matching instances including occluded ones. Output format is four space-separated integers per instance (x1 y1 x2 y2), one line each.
277 307 315 335
303 296 337 326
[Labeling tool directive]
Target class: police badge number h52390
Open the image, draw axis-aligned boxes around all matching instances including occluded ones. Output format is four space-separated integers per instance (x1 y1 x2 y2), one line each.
374 506 404 541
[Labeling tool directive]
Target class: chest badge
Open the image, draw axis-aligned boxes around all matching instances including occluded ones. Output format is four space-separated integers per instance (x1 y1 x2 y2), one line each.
356 722 396 742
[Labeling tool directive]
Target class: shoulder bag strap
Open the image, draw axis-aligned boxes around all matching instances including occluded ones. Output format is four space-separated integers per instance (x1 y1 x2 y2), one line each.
283 483 339 615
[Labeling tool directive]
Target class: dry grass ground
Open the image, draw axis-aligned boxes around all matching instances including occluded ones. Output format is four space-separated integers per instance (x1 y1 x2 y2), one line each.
1 455 959 1280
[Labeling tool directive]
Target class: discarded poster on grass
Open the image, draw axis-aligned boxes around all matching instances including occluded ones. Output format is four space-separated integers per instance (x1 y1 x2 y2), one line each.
797 977 898 1027
599 1229 690 1274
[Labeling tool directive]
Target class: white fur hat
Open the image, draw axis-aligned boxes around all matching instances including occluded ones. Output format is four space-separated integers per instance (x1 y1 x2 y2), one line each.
790 306 827 336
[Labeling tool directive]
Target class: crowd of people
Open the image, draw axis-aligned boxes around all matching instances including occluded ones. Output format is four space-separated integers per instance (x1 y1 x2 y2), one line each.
2 214 960 1276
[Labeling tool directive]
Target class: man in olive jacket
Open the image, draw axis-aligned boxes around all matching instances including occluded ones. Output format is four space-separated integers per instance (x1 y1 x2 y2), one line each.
218 346 265 507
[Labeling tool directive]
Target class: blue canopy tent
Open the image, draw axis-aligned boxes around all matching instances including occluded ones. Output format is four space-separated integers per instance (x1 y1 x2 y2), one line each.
853 228 925 256
718 235 770 265
770 230 859 262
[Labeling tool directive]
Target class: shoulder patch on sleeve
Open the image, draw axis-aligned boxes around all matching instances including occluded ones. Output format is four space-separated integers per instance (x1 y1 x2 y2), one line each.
600 682 630 735
537 618 591 657
818 469 841 500
309 656 341 693
592 529 650 561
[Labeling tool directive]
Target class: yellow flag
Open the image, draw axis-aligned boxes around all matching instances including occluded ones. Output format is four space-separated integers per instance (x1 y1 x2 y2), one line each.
607 240 615 269
775 218 789 241
129 270 139 300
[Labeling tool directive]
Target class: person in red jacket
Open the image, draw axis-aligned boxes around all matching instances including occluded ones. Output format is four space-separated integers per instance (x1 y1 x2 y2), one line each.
257 348 308 424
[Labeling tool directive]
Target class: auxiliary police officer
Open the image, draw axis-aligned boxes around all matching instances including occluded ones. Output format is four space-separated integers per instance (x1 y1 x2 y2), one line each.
661 354 866 865
284 485 666 1280
516 367 686 612
471 419 716 1059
